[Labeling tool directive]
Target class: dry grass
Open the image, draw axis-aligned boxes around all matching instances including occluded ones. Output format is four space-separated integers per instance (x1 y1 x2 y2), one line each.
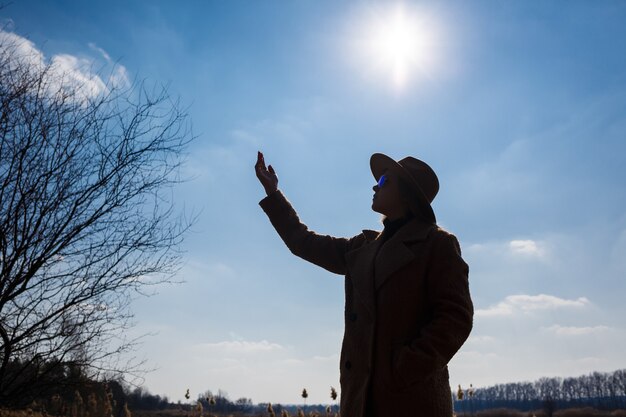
0 410 43 417
456 408 626 417
131 411 249 417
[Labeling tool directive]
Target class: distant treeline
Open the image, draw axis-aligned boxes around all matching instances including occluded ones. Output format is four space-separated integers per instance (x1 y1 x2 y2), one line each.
454 369 626 413
7 358 626 415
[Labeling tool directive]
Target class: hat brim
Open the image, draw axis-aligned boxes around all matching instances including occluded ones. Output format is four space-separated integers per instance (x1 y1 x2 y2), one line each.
370 153 436 223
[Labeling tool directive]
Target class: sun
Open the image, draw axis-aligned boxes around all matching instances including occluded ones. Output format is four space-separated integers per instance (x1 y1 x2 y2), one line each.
351 4 439 91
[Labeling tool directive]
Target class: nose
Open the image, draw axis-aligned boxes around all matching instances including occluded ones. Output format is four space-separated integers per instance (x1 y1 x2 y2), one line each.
373 184 379 192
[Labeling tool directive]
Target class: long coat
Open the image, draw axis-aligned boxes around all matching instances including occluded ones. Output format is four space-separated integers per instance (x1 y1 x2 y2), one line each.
260 191 473 417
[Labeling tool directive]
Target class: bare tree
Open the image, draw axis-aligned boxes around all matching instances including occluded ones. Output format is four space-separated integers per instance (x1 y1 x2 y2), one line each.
0 33 192 405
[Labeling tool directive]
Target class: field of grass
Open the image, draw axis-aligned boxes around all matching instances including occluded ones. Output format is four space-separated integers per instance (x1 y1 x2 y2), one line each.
3 407 626 417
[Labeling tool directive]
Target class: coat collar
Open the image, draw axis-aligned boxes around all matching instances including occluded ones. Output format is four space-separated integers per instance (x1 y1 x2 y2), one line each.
345 219 435 318
374 219 433 287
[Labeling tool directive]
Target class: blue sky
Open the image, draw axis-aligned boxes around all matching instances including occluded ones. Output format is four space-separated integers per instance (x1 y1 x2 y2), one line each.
3 0 626 405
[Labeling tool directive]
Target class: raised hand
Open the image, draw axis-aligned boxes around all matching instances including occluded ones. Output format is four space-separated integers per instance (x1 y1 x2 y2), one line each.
255 151 278 195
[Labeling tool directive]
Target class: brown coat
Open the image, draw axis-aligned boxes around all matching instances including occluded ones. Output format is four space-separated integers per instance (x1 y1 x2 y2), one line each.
260 191 473 417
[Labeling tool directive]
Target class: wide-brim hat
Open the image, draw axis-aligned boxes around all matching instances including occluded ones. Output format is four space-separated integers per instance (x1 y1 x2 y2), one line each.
370 153 439 223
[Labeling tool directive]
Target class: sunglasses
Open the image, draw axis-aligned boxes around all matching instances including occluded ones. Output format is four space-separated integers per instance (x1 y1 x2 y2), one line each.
377 174 388 188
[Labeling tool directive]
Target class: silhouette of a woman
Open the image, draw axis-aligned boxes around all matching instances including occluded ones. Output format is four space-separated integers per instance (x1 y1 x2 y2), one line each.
255 151 473 417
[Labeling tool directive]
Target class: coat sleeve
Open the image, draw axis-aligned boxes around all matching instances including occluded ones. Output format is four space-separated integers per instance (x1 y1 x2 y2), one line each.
395 231 474 385
259 190 362 275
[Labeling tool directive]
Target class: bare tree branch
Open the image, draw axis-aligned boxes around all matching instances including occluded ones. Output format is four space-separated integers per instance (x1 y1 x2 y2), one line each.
0 32 193 405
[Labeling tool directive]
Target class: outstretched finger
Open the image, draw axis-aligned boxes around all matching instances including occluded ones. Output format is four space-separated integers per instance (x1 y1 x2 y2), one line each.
268 165 275 175
256 151 266 170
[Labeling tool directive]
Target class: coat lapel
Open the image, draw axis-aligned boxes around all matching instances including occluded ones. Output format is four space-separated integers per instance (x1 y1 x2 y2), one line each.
374 220 434 290
345 221 434 316
345 231 381 319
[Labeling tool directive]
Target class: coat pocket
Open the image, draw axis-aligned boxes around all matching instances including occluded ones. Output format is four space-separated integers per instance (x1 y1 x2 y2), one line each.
392 342 433 393
391 343 412 390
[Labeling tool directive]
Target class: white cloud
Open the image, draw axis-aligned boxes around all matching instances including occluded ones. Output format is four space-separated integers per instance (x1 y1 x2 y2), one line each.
465 239 548 259
0 30 45 70
509 239 544 256
465 237 549 262
543 325 610 336
476 294 590 317
0 30 129 100
195 340 285 354
50 54 108 97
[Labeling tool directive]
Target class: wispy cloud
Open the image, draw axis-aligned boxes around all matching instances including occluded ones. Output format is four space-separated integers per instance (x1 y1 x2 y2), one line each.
88 42 111 61
467 238 547 259
88 41 129 87
466 335 496 344
195 340 285 354
476 294 590 317
543 325 610 336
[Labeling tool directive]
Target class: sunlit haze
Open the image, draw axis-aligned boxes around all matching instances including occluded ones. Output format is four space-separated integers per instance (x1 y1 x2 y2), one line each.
350 3 441 91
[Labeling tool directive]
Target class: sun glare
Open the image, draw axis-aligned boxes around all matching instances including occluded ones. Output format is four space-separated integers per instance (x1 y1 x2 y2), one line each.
351 4 440 91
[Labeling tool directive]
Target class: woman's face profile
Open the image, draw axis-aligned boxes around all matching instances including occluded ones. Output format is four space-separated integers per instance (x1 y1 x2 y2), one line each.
371 170 408 219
